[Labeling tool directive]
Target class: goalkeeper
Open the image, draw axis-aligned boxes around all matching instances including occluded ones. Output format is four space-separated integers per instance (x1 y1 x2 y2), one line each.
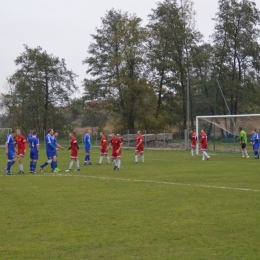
239 127 249 158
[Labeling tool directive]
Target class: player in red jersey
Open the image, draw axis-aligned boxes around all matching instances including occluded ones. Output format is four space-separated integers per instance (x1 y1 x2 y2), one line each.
190 129 198 156
97 132 110 165
200 129 210 160
108 133 122 170
135 130 144 163
65 132 80 172
15 129 27 173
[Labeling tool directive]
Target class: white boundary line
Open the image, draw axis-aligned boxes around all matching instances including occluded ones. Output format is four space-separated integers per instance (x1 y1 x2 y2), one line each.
1 173 259 193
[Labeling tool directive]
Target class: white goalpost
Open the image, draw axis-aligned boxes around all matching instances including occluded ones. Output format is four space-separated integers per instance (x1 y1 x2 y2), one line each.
196 114 260 153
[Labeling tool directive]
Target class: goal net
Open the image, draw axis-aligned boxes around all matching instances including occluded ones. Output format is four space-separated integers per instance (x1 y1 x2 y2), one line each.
196 114 260 153
0 128 12 146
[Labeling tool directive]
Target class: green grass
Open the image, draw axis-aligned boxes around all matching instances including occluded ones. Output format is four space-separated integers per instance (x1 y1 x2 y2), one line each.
0 147 260 259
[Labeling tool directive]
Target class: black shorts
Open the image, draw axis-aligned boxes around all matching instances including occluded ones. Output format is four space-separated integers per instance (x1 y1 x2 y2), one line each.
241 143 246 149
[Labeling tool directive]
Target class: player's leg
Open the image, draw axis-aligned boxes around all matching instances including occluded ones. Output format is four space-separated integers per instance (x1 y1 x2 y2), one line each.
135 150 139 163
66 157 75 172
116 156 121 170
40 153 52 171
97 149 104 165
140 151 144 163
51 155 58 172
111 152 118 169
75 158 80 171
18 154 24 173
191 146 194 156
6 153 16 174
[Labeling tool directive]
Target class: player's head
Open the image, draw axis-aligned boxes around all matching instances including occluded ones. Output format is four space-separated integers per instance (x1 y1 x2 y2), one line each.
32 130 37 136
137 130 141 135
85 129 89 134
252 129 256 134
16 129 21 136
190 129 194 133
201 129 205 134
70 131 75 137
239 127 243 132
10 130 16 137
54 130 58 137
112 132 117 138
48 128 54 135
100 132 103 137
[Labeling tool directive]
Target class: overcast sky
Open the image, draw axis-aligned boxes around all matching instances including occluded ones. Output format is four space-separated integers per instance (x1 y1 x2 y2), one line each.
0 0 220 96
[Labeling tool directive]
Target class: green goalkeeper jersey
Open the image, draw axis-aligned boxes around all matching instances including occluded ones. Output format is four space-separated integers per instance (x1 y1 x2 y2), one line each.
240 130 247 144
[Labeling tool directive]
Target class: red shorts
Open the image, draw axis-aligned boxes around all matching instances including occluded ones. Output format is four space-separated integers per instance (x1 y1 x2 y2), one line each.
18 150 25 157
70 150 78 159
191 142 196 148
111 150 121 159
101 148 108 155
135 144 144 153
201 145 207 151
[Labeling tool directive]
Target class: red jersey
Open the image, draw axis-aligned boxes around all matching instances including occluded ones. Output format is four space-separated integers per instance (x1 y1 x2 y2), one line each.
70 136 78 158
15 135 27 152
100 135 108 149
110 137 122 151
200 133 207 150
136 134 144 152
110 137 122 158
191 132 197 147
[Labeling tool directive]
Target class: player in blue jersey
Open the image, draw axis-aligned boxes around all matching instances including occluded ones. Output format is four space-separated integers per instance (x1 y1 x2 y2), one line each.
250 129 259 159
84 129 92 165
53 130 64 172
29 131 40 173
40 128 58 172
5 130 16 175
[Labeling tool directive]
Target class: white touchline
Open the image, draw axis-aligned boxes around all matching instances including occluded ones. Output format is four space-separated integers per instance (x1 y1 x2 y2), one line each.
4 173 258 193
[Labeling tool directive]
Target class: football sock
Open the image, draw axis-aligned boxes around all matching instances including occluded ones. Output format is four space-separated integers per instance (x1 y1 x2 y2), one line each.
135 155 138 162
84 155 88 162
203 151 209 158
113 160 117 167
32 162 37 171
191 150 194 156
245 150 249 157
76 160 80 169
41 162 48 168
141 155 144 163
99 156 103 164
69 161 74 169
107 156 110 164
30 161 33 171
87 155 90 161
117 159 121 169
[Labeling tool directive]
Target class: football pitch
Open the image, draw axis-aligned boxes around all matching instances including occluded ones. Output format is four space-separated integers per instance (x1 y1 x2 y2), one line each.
0 147 260 259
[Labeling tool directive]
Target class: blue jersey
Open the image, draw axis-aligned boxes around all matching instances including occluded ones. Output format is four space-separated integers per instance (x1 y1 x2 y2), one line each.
6 135 15 153
84 133 92 149
45 134 56 153
29 136 39 151
52 136 57 148
251 133 259 144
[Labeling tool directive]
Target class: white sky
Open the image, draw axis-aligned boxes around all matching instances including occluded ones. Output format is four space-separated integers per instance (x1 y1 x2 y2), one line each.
0 0 220 96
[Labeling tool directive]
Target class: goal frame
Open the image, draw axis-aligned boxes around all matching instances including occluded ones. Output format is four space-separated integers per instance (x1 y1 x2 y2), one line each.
196 114 260 153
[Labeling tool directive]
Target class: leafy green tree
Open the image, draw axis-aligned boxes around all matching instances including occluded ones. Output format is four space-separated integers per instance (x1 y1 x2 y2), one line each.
83 9 154 130
1 45 78 134
212 0 260 115
147 0 202 132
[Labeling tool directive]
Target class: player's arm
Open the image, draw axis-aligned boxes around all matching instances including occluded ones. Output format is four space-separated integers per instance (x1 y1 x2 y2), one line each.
5 142 8 154
75 142 79 150
117 142 122 153
24 139 27 153
57 143 64 150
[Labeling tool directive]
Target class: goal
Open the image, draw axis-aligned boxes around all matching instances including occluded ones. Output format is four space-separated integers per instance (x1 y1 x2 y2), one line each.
196 114 260 153
0 128 12 146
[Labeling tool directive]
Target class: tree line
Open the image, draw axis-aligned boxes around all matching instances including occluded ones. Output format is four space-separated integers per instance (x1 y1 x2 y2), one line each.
1 0 260 138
